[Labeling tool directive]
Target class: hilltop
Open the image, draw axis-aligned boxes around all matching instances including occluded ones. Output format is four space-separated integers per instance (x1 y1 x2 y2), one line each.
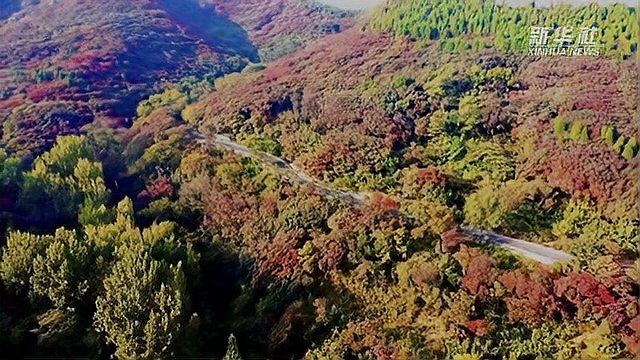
369 0 637 58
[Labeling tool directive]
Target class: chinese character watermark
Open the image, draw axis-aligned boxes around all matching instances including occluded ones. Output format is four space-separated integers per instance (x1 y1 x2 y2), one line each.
576 27 598 46
529 26 551 47
528 26 601 57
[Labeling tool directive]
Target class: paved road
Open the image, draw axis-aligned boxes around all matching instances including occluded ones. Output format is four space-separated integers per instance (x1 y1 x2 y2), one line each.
195 133 368 205
196 132 573 265
459 227 573 265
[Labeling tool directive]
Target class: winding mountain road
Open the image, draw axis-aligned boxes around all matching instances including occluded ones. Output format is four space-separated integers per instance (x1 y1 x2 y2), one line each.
196 133 368 205
195 132 573 265
459 227 573 265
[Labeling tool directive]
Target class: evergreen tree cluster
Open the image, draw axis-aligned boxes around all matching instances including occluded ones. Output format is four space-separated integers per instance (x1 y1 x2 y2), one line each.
370 0 638 58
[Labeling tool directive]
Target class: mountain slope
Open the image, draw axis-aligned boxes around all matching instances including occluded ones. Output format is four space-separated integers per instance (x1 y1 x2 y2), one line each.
0 0 353 156
205 0 354 61
0 0 253 154
192 0 638 216
184 6 638 354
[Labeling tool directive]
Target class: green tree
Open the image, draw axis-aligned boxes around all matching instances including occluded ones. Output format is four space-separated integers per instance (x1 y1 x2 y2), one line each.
465 179 549 230
31 228 92 308
452 139 515 182
600 125 616 146
223 334 243 360
17 135 110 230
94 241 188 359
368 0 638 58
0 231 52 289
31 135 93 176
622 137 638 160
2 195 196 357
553 117 569 139
568 122 586 142
464 183 506 229
90 203 196 360
0 147 22 192
552 198 598 239
579 126 590 143
1 228 94 346
613 135 627 154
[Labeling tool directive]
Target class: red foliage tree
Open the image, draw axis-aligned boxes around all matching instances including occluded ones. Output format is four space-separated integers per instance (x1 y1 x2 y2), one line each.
459 252 496 298
499 269 561 326
256 230 304 280
26 81 67 103
415 165 447 188
441 228 468 253
314 233 346 273
464 319 494 336
0 97 25 110
137 174 174 205
554 272 616 314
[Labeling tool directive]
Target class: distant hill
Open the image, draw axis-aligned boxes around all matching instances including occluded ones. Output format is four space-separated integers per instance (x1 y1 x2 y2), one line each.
205 0 354 61
0 0 249 154
0 0 352 155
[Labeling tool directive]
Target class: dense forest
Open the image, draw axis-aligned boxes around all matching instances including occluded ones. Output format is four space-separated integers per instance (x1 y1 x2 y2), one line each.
0 0 638 359
370 0 638 57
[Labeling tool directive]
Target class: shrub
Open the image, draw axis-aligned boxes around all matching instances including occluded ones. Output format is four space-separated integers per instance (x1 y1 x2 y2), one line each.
553 117 569 138
241 134 283 157
568 122 586 142
613 136 627 154
622 137 638 160
600 125 616 146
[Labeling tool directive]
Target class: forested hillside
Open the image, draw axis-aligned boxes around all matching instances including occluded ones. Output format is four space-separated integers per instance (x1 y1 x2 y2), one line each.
0 0 638 359
0 0 246 156
0 0 350 156
370 0 638 58
205 0 354 61
183 27 638 358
